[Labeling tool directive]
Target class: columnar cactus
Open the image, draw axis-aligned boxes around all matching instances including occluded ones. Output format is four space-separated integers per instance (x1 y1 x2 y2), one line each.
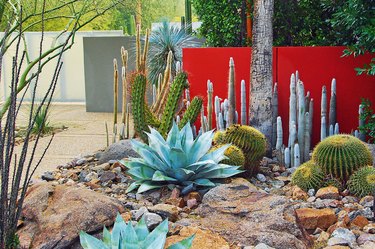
284 147 291 168
272 83 278 148
289 74 297 148
312 134 373 181
321 116 326 141
304 112 311 161
309 99 314 136
113 59 119 143
207 80 213 130
241 80 247 125
276 116 283 150
227 57 236 126
321 85 327 135
290 121 297 167
297 81 305 162
179 96 203 129
131 73 149 142
215 96 221 129
334 123 339 134
291 160 324 191
120 47 128 132
329 78 337 128
359 104 366 141
294 143 300 167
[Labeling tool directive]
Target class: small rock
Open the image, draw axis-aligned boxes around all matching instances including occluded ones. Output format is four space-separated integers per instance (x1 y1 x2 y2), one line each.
364 224 375 234
308 189 316 197
270 180 284 189
84 172 98 182
92 163 110 172
316 186 340 200
307 197 316 202
337 210 350 225
143 213 163 230
76 158 87 166
165 198 185 208
330 228 356 248
99 171 116 183
295 208 337 230
316 231 330 244
186 192 201 202
170 188 181 199
41 172 55 181
256 174 267 182
132 206 149 221
98 140 139 164
271 164 280 172
360 241 375 249
357 233 375 245
360 196 374 208
187 199 198 209
255 243 275 249
148 204 180 222
292 186 309 200
287 167 297 174
351 216 369 229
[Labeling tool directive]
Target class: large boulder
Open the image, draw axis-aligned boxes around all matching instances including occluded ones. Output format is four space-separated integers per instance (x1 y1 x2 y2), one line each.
97 139 139 164
183 178 312 249
18 183 125 249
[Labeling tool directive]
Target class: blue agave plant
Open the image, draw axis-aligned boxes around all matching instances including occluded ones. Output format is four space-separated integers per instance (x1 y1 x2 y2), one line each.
122 122 243 194
80 214 194 249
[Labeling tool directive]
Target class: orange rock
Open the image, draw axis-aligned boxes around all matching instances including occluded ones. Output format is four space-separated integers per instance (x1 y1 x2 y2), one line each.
296 208 337 230
165 226 230 249
292 186 309 200
121 212 132 222
316 186 340 200
337 210 350 225
165 197 185 208
327 221 348 234
186 191 202 202
351 215 369 229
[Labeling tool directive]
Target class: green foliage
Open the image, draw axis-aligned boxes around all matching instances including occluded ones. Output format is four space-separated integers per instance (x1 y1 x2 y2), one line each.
159 72 189 136
359 98 375 143
312 134 373 182
217 125 267 175
347 166 375 198
80 214 194 249
328 0 375 75
31 104 53 135
131 73 149 142
192 0 246 47
210 144 245 168
291 161 325 191
122 122 243 194
178 96 203 129
5 233 20 249
148 21 198 86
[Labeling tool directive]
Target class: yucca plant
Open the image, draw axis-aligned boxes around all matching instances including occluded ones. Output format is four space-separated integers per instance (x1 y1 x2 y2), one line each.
147 20 198 85
80 214 194 249
122 122 243 194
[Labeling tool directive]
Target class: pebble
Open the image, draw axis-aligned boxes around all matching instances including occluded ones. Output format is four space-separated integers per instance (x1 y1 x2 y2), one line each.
132 206 149 221
41 171 55 181
143 212 163 230
308 189 315 197
329 228 357 248
256 174 267 182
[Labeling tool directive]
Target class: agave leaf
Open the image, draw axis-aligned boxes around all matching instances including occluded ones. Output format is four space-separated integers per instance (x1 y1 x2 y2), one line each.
131 140 171 171
152 170 178 182
201 144 231 163
148 126 168 145
80 231 109 249
135 216 149 241
111 214 126 249
185 160 217 171
138 181 164 193
169 147 188 169
143 219 169 247
144 133 173 168
180 122 195 153
193 178 216 187
120 222 139 249
126 181 141 193
102 226 111 247
144 233 167 249
127 166 155 180
166 122 180 147
188 130 214 164
195 164 243 179
167 234 195 249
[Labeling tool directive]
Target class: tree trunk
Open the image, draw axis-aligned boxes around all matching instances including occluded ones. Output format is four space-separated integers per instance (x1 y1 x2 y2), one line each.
249 0 274 143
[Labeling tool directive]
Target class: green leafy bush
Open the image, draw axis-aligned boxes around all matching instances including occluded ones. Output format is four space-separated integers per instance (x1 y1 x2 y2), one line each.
80 214 194 249
359 98 375 143
122 122 243 194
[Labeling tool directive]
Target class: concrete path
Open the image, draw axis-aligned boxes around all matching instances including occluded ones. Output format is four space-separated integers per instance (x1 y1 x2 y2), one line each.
13 104 133 179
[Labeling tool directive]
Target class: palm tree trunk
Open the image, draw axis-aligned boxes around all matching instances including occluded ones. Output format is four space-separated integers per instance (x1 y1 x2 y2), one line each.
249 0 274 143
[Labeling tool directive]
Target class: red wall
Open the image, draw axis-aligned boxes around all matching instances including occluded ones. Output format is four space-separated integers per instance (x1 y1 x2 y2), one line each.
183 47 375 146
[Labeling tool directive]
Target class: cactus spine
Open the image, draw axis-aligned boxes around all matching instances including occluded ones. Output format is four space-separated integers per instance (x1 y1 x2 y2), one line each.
227 57 236 126
241 80 247 125
276 116 283 150
329 78 336 128
272 83 278 147
291 161 324 191
179 96 203 129
347 166 375 198
207 80 213 130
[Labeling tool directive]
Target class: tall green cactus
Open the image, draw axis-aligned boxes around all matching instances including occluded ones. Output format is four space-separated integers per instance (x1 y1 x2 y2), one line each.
179 96 203 129
207 80 213 130
329 79 337 128
312 134 373 182
131 73 149 142
227 57 236 126
185 0 192 34
159 72 189 136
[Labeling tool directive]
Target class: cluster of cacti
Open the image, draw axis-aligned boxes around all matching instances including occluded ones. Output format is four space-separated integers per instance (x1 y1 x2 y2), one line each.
320 79 340 141
291 160 325 191
214 124 267 175
312 134 373 182
210 144 246 168
347 166 375 198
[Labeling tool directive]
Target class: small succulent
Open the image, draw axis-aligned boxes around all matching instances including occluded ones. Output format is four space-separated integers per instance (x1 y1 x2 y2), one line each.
80 214 194 249
122 122 243 194
347 166 375 198
291 160 325 191
312 134 373 181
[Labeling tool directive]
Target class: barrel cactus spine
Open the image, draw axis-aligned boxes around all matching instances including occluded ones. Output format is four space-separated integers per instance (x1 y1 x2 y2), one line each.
347 166 375 198
210 144 245 168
